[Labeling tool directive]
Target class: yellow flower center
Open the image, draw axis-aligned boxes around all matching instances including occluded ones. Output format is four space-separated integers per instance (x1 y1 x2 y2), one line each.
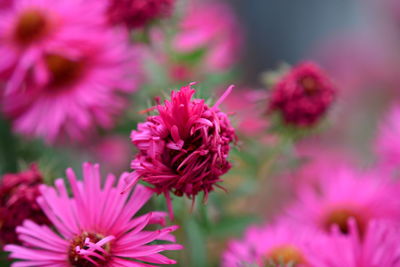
265 245 306 266
14 9 49 45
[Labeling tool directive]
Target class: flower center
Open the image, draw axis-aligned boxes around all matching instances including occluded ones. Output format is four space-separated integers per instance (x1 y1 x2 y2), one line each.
265 245 306 266
14 9 49 45
68 232 114 267
45 54 84 88
323 208 366 235
300 77 318 94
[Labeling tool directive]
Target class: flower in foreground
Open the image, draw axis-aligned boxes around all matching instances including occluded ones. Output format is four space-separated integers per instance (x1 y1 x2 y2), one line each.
127 83 236 218
0 164 49 246
107 0 175 29
222 221 325 267
268 62 336 127
286 166 400 238
5 163 182 266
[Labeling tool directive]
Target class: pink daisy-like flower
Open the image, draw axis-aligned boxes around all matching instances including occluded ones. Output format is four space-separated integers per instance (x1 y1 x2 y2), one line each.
0 164 49 246
375 104 400 168
173 0 242 71
268 62 336 127
318 219 400 267
286 166 400 238
2 27 141 143
5 162 182 266
107 0 175 29
127 83 236 218
0 0 108 94
222 221 326 267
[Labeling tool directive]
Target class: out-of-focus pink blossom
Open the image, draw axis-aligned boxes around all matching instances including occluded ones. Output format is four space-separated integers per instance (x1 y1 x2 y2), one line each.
0 164 49 246
0 0 108 94
375 104 400 168
2 28 141 143
173 0 242 71
5 163 182 266
222 221 327 266
268 62 336 127
126 83 236 218
107 0 175 29
286 166 400 238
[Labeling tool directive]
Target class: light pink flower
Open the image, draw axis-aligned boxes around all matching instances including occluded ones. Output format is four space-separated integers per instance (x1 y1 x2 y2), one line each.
318 219 400 267
375 104 400 168
286 166 400 238
5 162 182 266
127 83 236 218
222 221 327 267
173 0 242 71
0 0 108 94
2 27 141 143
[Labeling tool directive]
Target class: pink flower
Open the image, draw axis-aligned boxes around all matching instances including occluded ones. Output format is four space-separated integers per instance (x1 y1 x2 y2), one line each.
173 0 242 71
5 162 182 266
222 221 326 267
268 62 336 127
375 104 400 168
286 166 400 238
127 83 236 218
0 164 49 246
318 219 400 267
0 0 108 94
107 0 175 29
2 26 141 143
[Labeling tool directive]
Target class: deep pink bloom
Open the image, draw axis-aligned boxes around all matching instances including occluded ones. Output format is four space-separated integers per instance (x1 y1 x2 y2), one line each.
375 105 400 168
318 219 400 267
268 62 336 127
127 83 236 217
286 166 400 238
222 221 327 267
173 0 242 71
2 27 141 143
0 164 49 246
107 0 175 29
5 163 182 266
0 0 108 94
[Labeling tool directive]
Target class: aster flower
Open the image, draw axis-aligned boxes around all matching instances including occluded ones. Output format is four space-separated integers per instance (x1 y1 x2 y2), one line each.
107 0 175 29
268 62 336 127
2 26 141 143
0 164 49 246
5 162 182 266
0 0 108 94
286 166 400 238
127 83 236 218
318 219 400 267
173 0 242 71
222 221 326 267
375 104 400 168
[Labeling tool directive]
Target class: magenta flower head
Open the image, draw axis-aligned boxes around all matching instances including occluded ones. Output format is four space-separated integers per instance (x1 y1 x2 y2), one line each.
286 166 400 238
5 163 182 266
268 62 336 127
107 0 175 29
0 164 49 246
127 83 236 218
222 221 326 267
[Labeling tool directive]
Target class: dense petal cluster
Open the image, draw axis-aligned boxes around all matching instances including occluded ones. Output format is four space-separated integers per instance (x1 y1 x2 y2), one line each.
5 163 182 267
173 0 242 71
268 62 336 126
107 0 175 29
222 221 326 267
128 83 236 215
0 164 49 245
